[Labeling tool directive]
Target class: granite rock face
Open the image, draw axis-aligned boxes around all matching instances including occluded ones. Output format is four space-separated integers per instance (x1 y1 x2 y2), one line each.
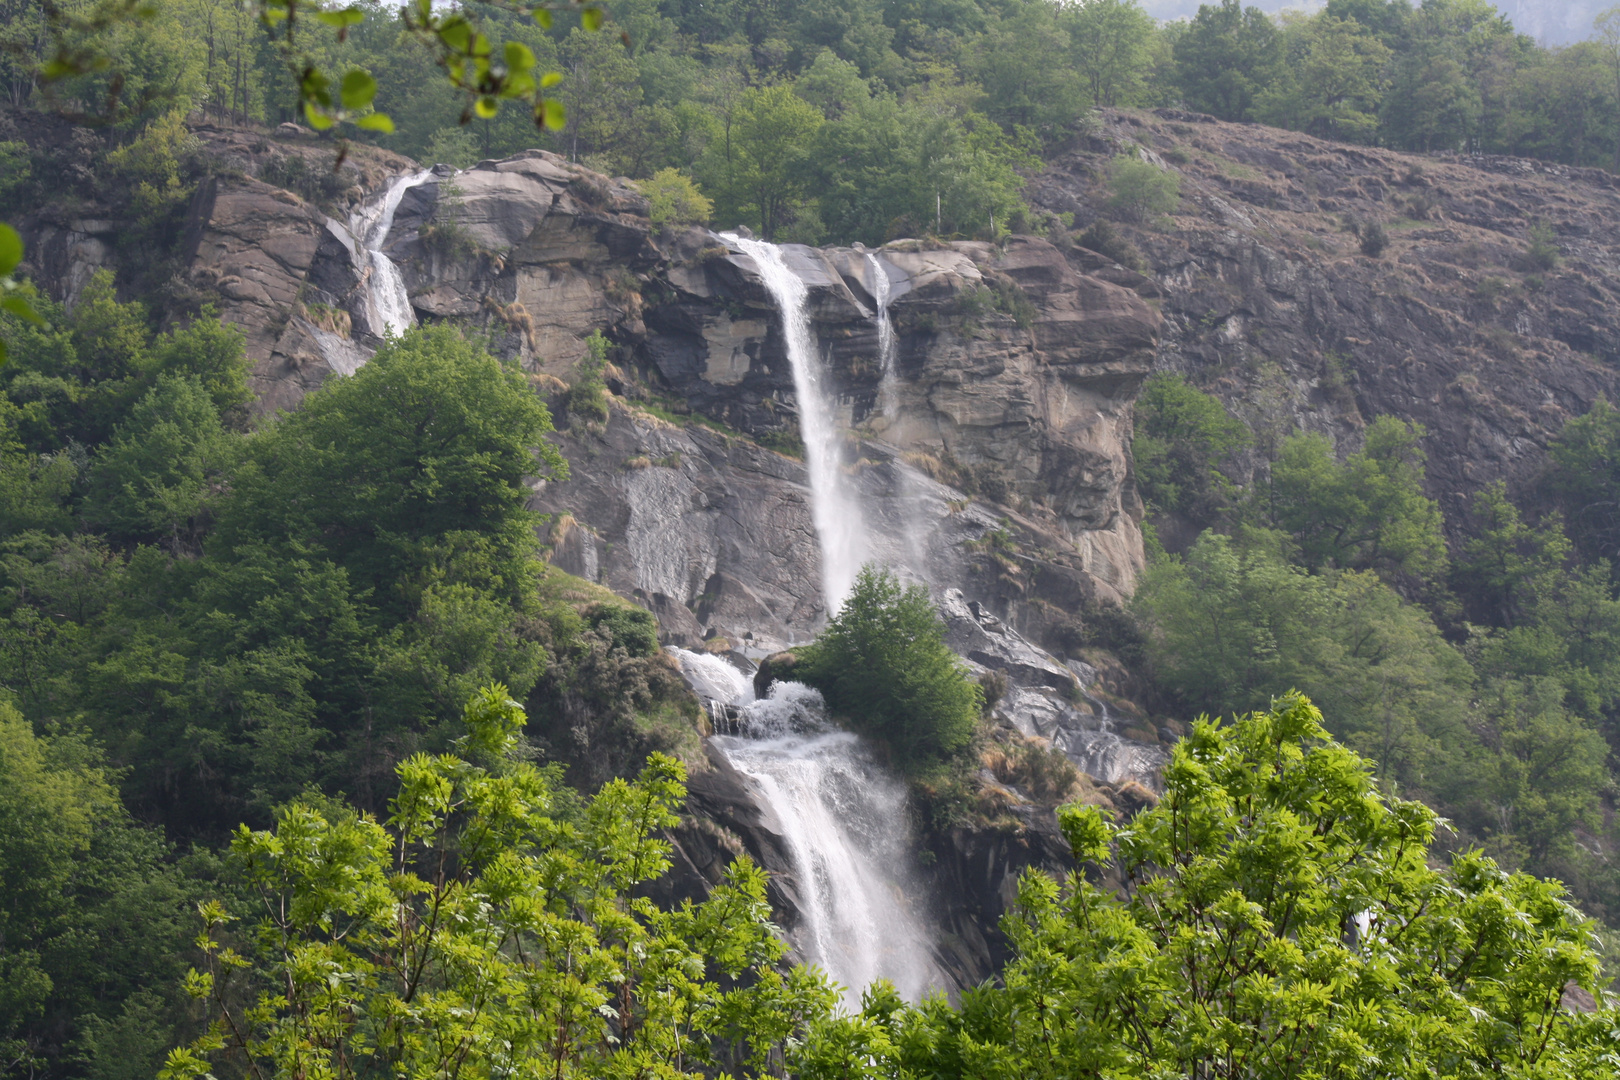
140 144 1159 622
1028 108 1620 545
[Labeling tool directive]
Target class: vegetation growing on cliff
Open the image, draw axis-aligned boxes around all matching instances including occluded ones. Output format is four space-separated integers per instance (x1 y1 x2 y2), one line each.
794 564 982 772
1130 373 1620 929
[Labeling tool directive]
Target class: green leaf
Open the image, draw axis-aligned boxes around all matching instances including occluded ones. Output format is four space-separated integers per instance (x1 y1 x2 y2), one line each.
540 70 563 88
1 295 43 325
439 17 472 53
581 7 604 31
475 96 499 120
541 99 566 130
355 112 395 133
504 41 535 72
304 102 335 131
533 7 552 28
340 70 378 111
0 224 21 276
316 7 365 28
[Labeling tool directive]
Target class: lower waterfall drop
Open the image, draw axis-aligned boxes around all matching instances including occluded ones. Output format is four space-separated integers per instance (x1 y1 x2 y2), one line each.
725 236 868 614
678 655 944 1011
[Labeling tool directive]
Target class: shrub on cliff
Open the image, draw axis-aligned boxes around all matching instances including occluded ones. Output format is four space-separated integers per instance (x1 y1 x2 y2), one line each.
1106 153 1180 223
566 330 611 425
641 168 713 229
794 565 981 771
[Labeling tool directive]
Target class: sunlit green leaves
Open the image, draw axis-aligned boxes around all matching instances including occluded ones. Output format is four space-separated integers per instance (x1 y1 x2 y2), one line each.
801 693 1620 1079
168 686 837 1080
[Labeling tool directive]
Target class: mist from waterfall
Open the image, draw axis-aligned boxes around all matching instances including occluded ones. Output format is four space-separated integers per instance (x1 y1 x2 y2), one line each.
725 236 869 614
352 169 433 337
672 650 945 1010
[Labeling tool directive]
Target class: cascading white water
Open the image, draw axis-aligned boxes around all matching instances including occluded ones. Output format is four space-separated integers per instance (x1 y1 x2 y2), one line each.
712 679 945 1009
865 252 899 423
726 236 869 614
671 647 754 727
351 169 433 337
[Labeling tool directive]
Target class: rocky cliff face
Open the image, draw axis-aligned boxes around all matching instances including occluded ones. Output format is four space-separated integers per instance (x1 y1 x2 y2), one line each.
1027 108 1620 543
59 134 1158 643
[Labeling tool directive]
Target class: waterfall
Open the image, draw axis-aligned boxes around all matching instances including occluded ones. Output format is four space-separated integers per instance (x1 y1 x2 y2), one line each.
702 672 945 1009
866 252 899 423
726 236 869 614
672 647 754 728
351 169 433 337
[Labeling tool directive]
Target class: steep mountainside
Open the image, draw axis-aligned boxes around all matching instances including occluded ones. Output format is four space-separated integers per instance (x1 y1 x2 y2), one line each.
1030 108 1620 544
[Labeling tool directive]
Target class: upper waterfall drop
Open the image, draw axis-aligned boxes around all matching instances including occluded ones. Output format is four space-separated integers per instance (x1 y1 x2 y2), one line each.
351 169 434 337
725 236 870 614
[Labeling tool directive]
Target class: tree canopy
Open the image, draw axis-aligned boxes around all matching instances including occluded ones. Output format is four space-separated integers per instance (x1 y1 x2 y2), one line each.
794 564 982 771
808 694 1618 1080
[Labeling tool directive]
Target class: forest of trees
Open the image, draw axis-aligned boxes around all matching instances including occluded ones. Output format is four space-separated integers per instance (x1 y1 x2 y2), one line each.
1127 372 1620 936
10 0 1620 243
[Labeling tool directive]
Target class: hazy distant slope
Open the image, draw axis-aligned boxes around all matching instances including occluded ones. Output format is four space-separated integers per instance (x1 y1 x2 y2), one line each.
1141 0 1599 46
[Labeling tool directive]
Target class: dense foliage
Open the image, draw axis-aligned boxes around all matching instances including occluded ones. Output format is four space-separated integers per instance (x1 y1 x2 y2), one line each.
163 687 836 1080
794 565 981 772
11 0 1620 246
809 695 1619 1079
1131 373 1620 928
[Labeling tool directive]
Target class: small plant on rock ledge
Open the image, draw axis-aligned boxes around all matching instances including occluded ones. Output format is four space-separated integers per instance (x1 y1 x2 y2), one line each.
565 330 612 425
1359 219 1389 258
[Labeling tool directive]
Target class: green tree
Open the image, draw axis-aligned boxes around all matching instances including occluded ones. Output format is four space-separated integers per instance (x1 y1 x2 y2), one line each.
1269 416 1447 581
0 701 204 1080
1066 0 1156 108
794 564 981 772
1255 13 1392 142
0 394 75 538
1174 0 1284 121
811 694 1619 1080
162 687 838 1080
697 83 822 239
640 168 713 228
146 312 251 425
85 375 235 546
566 329 611 423
1599 4 1620 169
1133 529 1474 799
1105 153 1180 223
788 0 897 77
558 26 649 173
966 2 1088 138
212 325 567 617
1550 396 1620 562
1131 371 1250 523
1454 480 1571 628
